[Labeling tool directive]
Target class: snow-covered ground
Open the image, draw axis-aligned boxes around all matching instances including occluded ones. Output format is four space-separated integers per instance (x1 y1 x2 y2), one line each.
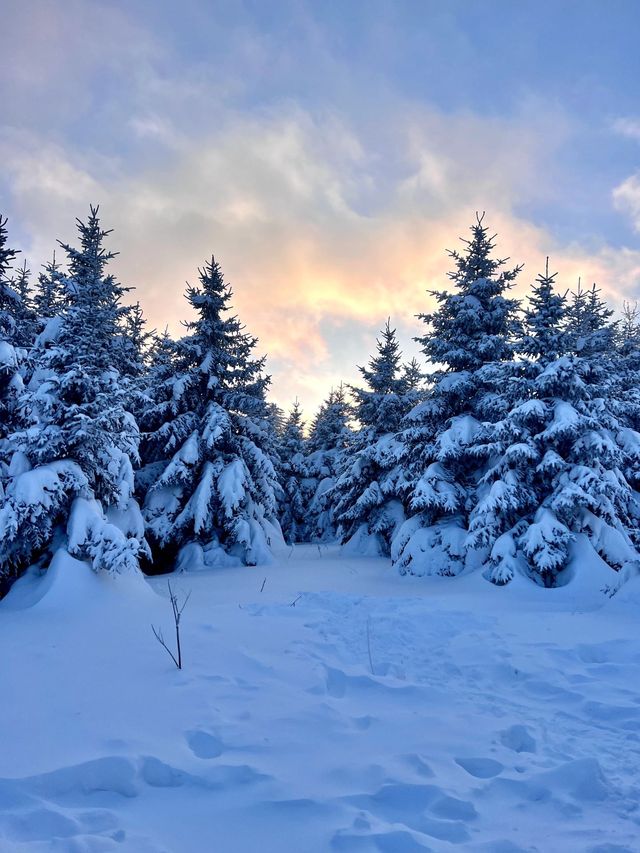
1 545 639 852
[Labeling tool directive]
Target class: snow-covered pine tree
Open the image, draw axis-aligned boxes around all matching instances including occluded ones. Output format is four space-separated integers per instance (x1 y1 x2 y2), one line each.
142 256 282 570
466 260 569 584
305 384 353 541
613 300 640 441
138 328 182 462
135 329 187 557
8 261 38 349
2 261 38 453
530 281 640 583
0 217 30 463
392 214 523 577
0 207 148 589
117 301 153 379
0 214 20 338
277 399 309 544
33 252 66 322
333 320 422 555
402 357 424 393
468 265 640 586
111 299 155 439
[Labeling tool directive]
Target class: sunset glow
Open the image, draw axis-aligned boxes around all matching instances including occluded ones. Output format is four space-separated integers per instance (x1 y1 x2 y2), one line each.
2 0 639 418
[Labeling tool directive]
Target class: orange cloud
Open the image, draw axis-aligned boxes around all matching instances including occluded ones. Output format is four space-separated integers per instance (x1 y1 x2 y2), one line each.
3 104 639 417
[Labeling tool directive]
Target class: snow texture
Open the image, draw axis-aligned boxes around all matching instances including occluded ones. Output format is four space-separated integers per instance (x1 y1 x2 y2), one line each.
0 544 638 852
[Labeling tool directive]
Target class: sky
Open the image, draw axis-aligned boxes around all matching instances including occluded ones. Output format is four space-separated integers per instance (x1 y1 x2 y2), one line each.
2 0 640 420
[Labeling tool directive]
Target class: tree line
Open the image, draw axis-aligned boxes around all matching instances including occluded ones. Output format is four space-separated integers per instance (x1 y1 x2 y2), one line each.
1 208 639 595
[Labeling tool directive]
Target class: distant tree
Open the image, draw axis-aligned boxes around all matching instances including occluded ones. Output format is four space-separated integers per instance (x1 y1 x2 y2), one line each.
306 384 353 541
333 320 422 554
0 214 20 337
7 261 38 348
33 251 66 321
277 399 309 544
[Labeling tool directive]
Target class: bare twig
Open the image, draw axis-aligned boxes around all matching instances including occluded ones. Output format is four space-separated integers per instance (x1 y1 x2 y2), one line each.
151 624 179 668
151 580 190 669
366 616 375 676
289 594 302 607
287 545 294 560
260 577 267 593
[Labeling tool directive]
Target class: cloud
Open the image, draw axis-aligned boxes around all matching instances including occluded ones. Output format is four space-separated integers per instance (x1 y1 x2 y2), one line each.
611 116 640 235
4 100 640 415
614 174 640 234
2 3 640 416
613 117 640 142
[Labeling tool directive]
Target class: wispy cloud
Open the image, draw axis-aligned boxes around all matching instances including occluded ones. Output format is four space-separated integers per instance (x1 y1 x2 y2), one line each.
613 117 640 142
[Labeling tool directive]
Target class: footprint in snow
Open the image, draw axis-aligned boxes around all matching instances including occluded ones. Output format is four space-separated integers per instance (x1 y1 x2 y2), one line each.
499 724 537 754
186 729 224 759
455 756 504 778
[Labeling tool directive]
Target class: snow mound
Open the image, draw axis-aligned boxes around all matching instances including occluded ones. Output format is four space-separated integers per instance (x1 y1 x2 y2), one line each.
2 548 154 612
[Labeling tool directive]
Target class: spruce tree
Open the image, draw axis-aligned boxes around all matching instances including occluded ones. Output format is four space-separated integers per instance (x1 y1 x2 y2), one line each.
0 207 148 584
306 384 352 541
333 321 421 554
466 262 568 583
34 252 66 321
0 215 23 450
392 215 523 576
277 400 309 544
7 262 38 349
521 279 640 584
0 214 20 340
142 257 281 568
468 265 640 586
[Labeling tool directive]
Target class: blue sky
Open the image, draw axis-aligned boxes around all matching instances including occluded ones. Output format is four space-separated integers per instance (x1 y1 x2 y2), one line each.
1 0 640 414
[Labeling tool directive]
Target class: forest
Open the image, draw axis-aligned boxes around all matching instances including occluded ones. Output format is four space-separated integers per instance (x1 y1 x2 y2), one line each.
2 207 640 596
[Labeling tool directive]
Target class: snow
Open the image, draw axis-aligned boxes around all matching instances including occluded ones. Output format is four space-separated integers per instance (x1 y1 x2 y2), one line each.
0 339 18 372
1 546 638 852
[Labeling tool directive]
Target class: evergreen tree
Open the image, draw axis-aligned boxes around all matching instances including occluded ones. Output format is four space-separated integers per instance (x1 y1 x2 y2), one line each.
468 266 640 586
0 207 148 585
306 384 352 541
567 281 616 358
277 400 309 544
138 330 184 470
0 215 23 450
466 262 568 583
142 257 281 569
8 261 38 348
520 259 569 361
614 300 640 440
392 215 523 576
0 214 20 340
307 384 352 456
402 357 425 393
118 301 153 379
333 321 421 554
33 252 66 321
